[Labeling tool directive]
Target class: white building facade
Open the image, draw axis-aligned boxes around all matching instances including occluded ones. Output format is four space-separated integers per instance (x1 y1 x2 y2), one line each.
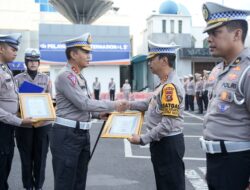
134 0 250 89
0 0 131 97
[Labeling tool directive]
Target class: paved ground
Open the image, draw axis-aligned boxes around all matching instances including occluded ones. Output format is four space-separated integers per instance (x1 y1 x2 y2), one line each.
9 110 208 190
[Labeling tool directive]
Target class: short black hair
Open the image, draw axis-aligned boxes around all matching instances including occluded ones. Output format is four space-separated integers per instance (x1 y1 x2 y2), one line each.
65 47 89 60
158 53 176 68
225 20 248 43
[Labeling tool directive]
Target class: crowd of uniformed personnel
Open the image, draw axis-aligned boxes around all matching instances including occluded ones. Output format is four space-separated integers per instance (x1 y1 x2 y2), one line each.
0 1 250 190
182 70 210 114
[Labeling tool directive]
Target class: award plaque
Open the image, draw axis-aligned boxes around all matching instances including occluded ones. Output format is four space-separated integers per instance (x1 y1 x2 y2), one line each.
19 93 56 122
101 111 144 139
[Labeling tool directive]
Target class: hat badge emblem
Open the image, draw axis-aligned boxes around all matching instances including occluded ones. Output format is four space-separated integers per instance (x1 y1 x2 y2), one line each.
202 5 209 21
31 50 36 56
87 35 92 44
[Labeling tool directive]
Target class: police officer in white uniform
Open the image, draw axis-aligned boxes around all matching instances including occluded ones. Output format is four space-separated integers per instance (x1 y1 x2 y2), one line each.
128 41 185 190
122 79 131 100
202 70 210 110
183 75 189 110
108 77 116 101
49 33 125 190
195 73 204 114
0 33 33 190
15 48 52 190
187 74 195 111
200 2 250 189
93 77 101 100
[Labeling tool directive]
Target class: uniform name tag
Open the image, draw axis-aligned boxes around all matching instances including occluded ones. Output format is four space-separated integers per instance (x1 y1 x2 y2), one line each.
161 83 180 117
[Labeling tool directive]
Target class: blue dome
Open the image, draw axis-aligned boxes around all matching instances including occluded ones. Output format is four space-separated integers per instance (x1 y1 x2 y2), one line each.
178 4 191 16
159 0 178 14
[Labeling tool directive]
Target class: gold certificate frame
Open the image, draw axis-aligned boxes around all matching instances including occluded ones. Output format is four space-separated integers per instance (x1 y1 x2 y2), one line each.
19 93 56 122
101 111 144 139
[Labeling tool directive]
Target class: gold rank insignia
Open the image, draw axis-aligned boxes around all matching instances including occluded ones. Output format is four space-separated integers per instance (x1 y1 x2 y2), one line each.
161 83 180 117
202 4 209 21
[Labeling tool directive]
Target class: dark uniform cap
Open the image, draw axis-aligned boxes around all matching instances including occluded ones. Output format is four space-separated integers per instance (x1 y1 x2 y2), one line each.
62 33 92 51
202 2 250 33
0 33 21 50
25 48 40 61
147 40 179 59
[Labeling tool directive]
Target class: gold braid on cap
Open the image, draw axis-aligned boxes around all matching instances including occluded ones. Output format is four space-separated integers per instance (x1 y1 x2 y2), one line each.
147 52 159 59
208 18 230 25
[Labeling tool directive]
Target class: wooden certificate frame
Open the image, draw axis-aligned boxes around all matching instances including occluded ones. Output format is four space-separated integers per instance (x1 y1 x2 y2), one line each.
19 93 56 122
101 111 144 139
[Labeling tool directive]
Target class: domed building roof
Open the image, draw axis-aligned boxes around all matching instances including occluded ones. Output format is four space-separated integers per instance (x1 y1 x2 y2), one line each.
178 3 191 16
159 0 178 14
159 0 190 16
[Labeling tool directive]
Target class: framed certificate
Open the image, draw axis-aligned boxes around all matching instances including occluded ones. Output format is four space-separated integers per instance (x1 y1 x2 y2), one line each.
19 93 56 122
101 111 144 139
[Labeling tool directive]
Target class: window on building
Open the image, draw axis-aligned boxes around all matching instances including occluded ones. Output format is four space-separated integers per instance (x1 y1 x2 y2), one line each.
162 20 166 33
48 5 55 12
170 20 174 33
40 4 48 11
178 20 182 33
34 0 56 12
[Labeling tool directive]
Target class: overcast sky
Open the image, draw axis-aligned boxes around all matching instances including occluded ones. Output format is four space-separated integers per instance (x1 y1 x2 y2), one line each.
112 0 250 30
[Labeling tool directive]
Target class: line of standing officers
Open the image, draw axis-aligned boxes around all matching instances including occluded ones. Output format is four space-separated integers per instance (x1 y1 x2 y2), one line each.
183 71 210 114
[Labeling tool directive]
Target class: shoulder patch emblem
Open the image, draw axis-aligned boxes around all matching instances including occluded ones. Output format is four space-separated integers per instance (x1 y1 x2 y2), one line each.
161 83 180 117
67 73 77 87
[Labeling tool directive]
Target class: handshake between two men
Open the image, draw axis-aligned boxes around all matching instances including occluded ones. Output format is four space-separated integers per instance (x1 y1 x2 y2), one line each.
99 100 130 120
115 100 130 112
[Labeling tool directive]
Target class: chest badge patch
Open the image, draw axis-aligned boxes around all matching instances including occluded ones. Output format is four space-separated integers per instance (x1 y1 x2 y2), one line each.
217 103 230 113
